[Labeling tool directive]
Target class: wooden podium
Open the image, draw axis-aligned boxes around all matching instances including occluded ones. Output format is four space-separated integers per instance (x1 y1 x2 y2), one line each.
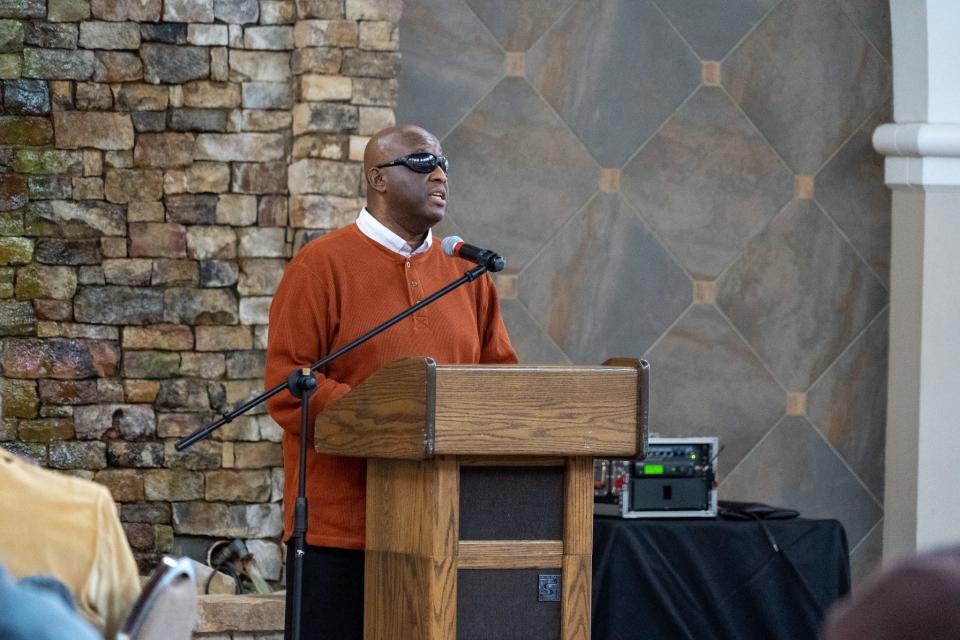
314 357 649 640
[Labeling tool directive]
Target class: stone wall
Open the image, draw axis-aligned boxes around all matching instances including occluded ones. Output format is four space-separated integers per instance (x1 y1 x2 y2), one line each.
194 594 284 639
0 0 400 575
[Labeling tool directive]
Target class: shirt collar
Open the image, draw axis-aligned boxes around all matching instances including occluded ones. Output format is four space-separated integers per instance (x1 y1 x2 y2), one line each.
356 207 433 257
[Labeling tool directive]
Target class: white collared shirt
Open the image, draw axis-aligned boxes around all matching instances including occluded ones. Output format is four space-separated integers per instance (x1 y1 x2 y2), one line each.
355 208 433 257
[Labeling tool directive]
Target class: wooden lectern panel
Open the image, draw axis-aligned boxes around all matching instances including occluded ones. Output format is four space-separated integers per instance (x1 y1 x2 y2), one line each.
315 358 643 460
315 358 435 460
325 357 649 640
364 456 459 640
561 457 594 639
432 365 637 456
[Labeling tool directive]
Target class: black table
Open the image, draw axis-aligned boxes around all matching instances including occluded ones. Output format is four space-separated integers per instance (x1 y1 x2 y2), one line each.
592 517 850 640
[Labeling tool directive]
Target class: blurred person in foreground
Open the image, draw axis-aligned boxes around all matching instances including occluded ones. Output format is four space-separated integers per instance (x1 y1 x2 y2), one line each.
0 565 100 640
266 124 517 639
822 546 960 640
0 448 141 638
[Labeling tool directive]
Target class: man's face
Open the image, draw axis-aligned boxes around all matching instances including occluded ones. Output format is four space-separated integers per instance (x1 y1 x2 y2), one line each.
378 131 448 236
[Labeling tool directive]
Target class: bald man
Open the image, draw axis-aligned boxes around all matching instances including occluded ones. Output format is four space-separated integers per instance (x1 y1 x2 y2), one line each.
265 125 518 639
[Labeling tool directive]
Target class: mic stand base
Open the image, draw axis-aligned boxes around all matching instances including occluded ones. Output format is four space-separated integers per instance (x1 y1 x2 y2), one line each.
286 368 317 640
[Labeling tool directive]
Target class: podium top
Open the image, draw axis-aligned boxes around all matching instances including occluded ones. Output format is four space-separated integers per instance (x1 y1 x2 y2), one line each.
314 357 648 460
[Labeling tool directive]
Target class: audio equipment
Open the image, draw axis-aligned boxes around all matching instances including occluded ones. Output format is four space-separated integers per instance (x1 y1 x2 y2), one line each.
594 436 718 518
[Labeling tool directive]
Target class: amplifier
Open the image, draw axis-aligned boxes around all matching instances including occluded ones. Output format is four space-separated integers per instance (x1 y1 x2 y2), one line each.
594 436 718 518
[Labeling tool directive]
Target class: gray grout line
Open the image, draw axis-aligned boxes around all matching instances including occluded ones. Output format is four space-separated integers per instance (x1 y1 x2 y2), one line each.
511 297 574 365
520 76 604 174
709 198 794 392
803 414 886 514
457 0 507 55
830 0 892 66
647 0 703 65
514 191 600 281
710 300 789 395
617 77 701 173
436 75 504 145
806 303 889 396
812 193 890 295
719 0 788 65
641 301 694 358
849 518 883 558
718 413 787 485
616 191 695 292
718 83 796 179
520 0 581 56
812 107 878 176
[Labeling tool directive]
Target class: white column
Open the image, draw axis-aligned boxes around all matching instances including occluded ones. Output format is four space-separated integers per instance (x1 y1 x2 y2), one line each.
873 0 960 560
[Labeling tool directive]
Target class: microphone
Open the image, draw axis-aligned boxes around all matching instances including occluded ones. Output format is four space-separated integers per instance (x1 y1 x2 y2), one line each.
441 236 506 272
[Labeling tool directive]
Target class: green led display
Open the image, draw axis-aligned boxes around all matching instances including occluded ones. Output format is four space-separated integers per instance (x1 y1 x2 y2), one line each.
643 464 664 475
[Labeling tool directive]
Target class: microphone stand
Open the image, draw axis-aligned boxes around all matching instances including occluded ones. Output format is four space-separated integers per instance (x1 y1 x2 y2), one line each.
175 263 490 640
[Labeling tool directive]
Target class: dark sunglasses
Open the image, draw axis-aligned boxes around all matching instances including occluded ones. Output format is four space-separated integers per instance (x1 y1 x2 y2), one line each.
376 152 449 174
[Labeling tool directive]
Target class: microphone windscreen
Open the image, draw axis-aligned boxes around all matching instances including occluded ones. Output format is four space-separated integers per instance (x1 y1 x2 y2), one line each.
441 235 463 257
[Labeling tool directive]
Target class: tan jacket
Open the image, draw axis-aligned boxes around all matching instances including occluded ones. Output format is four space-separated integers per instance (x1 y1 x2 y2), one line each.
0 451 141 639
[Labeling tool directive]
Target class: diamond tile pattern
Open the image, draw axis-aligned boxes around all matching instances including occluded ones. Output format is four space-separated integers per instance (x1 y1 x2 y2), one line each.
721 416 883 546
622 88 793 279
520 193 690 362
499 299 570 365
463 0 576 51
525 0 700 166
651 0 780 60
431 208 465 244
723 0 890 173
850 520 883 587
398 0 891 549
717 200 887 390
395 0 504 139
645 305 784 477
816 112 891 286
808 311 888 501
442 78 599 272
837 0 892 61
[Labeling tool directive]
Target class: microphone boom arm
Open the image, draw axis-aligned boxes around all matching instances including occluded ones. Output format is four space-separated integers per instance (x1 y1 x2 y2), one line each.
174 260 490 640
174 262 489 451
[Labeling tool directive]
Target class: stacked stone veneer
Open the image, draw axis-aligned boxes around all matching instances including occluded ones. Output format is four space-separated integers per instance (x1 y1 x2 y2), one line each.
0 0 400 575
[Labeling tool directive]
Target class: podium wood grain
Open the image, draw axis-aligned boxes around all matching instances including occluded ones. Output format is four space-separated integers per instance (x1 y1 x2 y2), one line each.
319 358 648 640
433 365 636 456
457 540 563 569
316 358 435 460
561 554 592 640
364 552 456 640
364 456 458 639
315 358 640 459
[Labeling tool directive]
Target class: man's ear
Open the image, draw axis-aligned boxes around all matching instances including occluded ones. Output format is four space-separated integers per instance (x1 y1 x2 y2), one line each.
367 168 388 193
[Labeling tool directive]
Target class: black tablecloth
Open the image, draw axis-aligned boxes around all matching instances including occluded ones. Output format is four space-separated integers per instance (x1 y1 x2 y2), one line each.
592 517 850 640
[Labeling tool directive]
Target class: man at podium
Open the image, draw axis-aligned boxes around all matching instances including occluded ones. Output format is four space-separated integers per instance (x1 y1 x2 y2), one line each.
265 124 518 640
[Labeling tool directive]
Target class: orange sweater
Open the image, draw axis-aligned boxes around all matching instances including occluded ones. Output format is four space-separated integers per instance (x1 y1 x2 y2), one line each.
265 224 518 548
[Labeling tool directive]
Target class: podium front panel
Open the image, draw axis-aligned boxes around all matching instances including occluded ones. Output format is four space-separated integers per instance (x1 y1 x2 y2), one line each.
456 569 561 640
459 466 564 540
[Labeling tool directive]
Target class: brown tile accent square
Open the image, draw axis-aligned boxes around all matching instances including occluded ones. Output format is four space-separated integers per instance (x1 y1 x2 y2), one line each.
794 175 814 199
504 52 526 77
694 280 716 304
598 168 621 193
786 392 807 416
702 61 721 86
493 273 518 299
